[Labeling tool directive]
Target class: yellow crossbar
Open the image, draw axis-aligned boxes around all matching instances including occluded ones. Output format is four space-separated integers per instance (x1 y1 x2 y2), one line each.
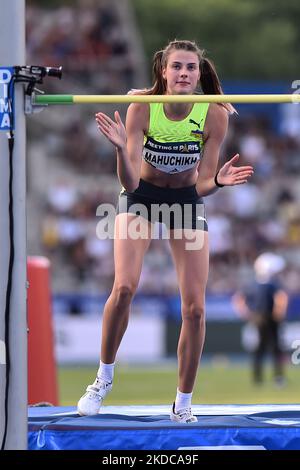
34 94 300 105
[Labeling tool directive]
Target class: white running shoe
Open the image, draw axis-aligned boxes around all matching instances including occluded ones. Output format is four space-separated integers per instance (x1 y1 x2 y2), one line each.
77 377 112 416
170 402 198 423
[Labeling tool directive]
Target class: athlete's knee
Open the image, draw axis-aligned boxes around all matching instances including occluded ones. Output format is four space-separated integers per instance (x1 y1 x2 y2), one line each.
112 283 137 307
182 301 205 323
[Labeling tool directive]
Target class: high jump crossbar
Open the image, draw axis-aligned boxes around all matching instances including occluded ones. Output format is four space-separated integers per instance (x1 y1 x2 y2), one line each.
34 94 300 105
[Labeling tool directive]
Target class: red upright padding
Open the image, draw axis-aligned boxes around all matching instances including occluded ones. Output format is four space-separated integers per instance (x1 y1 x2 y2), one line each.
27 256 58 405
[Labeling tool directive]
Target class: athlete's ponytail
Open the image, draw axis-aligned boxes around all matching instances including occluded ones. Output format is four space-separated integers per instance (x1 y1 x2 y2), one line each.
149 50 165 95
200 57 236 114
127 50 165 96
200 57 223 95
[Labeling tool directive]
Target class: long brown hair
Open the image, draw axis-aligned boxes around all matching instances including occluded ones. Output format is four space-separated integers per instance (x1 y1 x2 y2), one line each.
130 40 235 113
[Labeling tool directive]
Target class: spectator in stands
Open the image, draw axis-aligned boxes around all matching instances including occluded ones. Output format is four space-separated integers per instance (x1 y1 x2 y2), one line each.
77 39 253 422
233 252 288 386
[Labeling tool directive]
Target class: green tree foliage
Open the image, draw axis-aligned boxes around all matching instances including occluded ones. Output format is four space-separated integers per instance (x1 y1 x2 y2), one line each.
132 0 299 80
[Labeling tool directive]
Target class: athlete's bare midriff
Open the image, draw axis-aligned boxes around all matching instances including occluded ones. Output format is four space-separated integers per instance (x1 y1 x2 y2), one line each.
140 161 199 188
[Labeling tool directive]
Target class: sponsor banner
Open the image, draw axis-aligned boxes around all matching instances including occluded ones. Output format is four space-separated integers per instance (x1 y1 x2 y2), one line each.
0 67 14 131
54 313 165 364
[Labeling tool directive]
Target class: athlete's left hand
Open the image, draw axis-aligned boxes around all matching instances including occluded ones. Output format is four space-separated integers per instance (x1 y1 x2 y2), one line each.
217 154 254 186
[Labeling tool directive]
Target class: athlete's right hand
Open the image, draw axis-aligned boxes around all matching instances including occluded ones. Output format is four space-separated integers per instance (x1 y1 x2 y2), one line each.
95 111 127 150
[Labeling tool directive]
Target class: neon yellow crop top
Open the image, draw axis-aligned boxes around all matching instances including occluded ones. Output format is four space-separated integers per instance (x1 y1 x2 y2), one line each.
142 102 209 174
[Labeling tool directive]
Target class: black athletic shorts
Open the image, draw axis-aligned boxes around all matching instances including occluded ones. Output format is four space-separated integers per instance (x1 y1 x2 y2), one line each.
117 179 208 231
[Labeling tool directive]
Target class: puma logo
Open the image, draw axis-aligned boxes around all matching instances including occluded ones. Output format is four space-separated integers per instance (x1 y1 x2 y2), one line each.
189 118 201 128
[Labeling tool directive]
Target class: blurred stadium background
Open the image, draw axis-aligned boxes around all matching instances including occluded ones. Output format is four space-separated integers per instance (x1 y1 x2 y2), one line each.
25 0 300 405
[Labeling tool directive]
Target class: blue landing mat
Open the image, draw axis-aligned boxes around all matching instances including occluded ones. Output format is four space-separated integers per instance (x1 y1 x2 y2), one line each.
28 404 300 450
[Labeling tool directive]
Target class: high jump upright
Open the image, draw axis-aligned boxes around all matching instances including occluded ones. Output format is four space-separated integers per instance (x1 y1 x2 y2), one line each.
0 0 27 450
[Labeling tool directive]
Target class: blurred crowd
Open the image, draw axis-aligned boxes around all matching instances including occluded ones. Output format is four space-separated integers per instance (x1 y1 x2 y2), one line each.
26 2 300 298
26 0 135 94
206 112 300 296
